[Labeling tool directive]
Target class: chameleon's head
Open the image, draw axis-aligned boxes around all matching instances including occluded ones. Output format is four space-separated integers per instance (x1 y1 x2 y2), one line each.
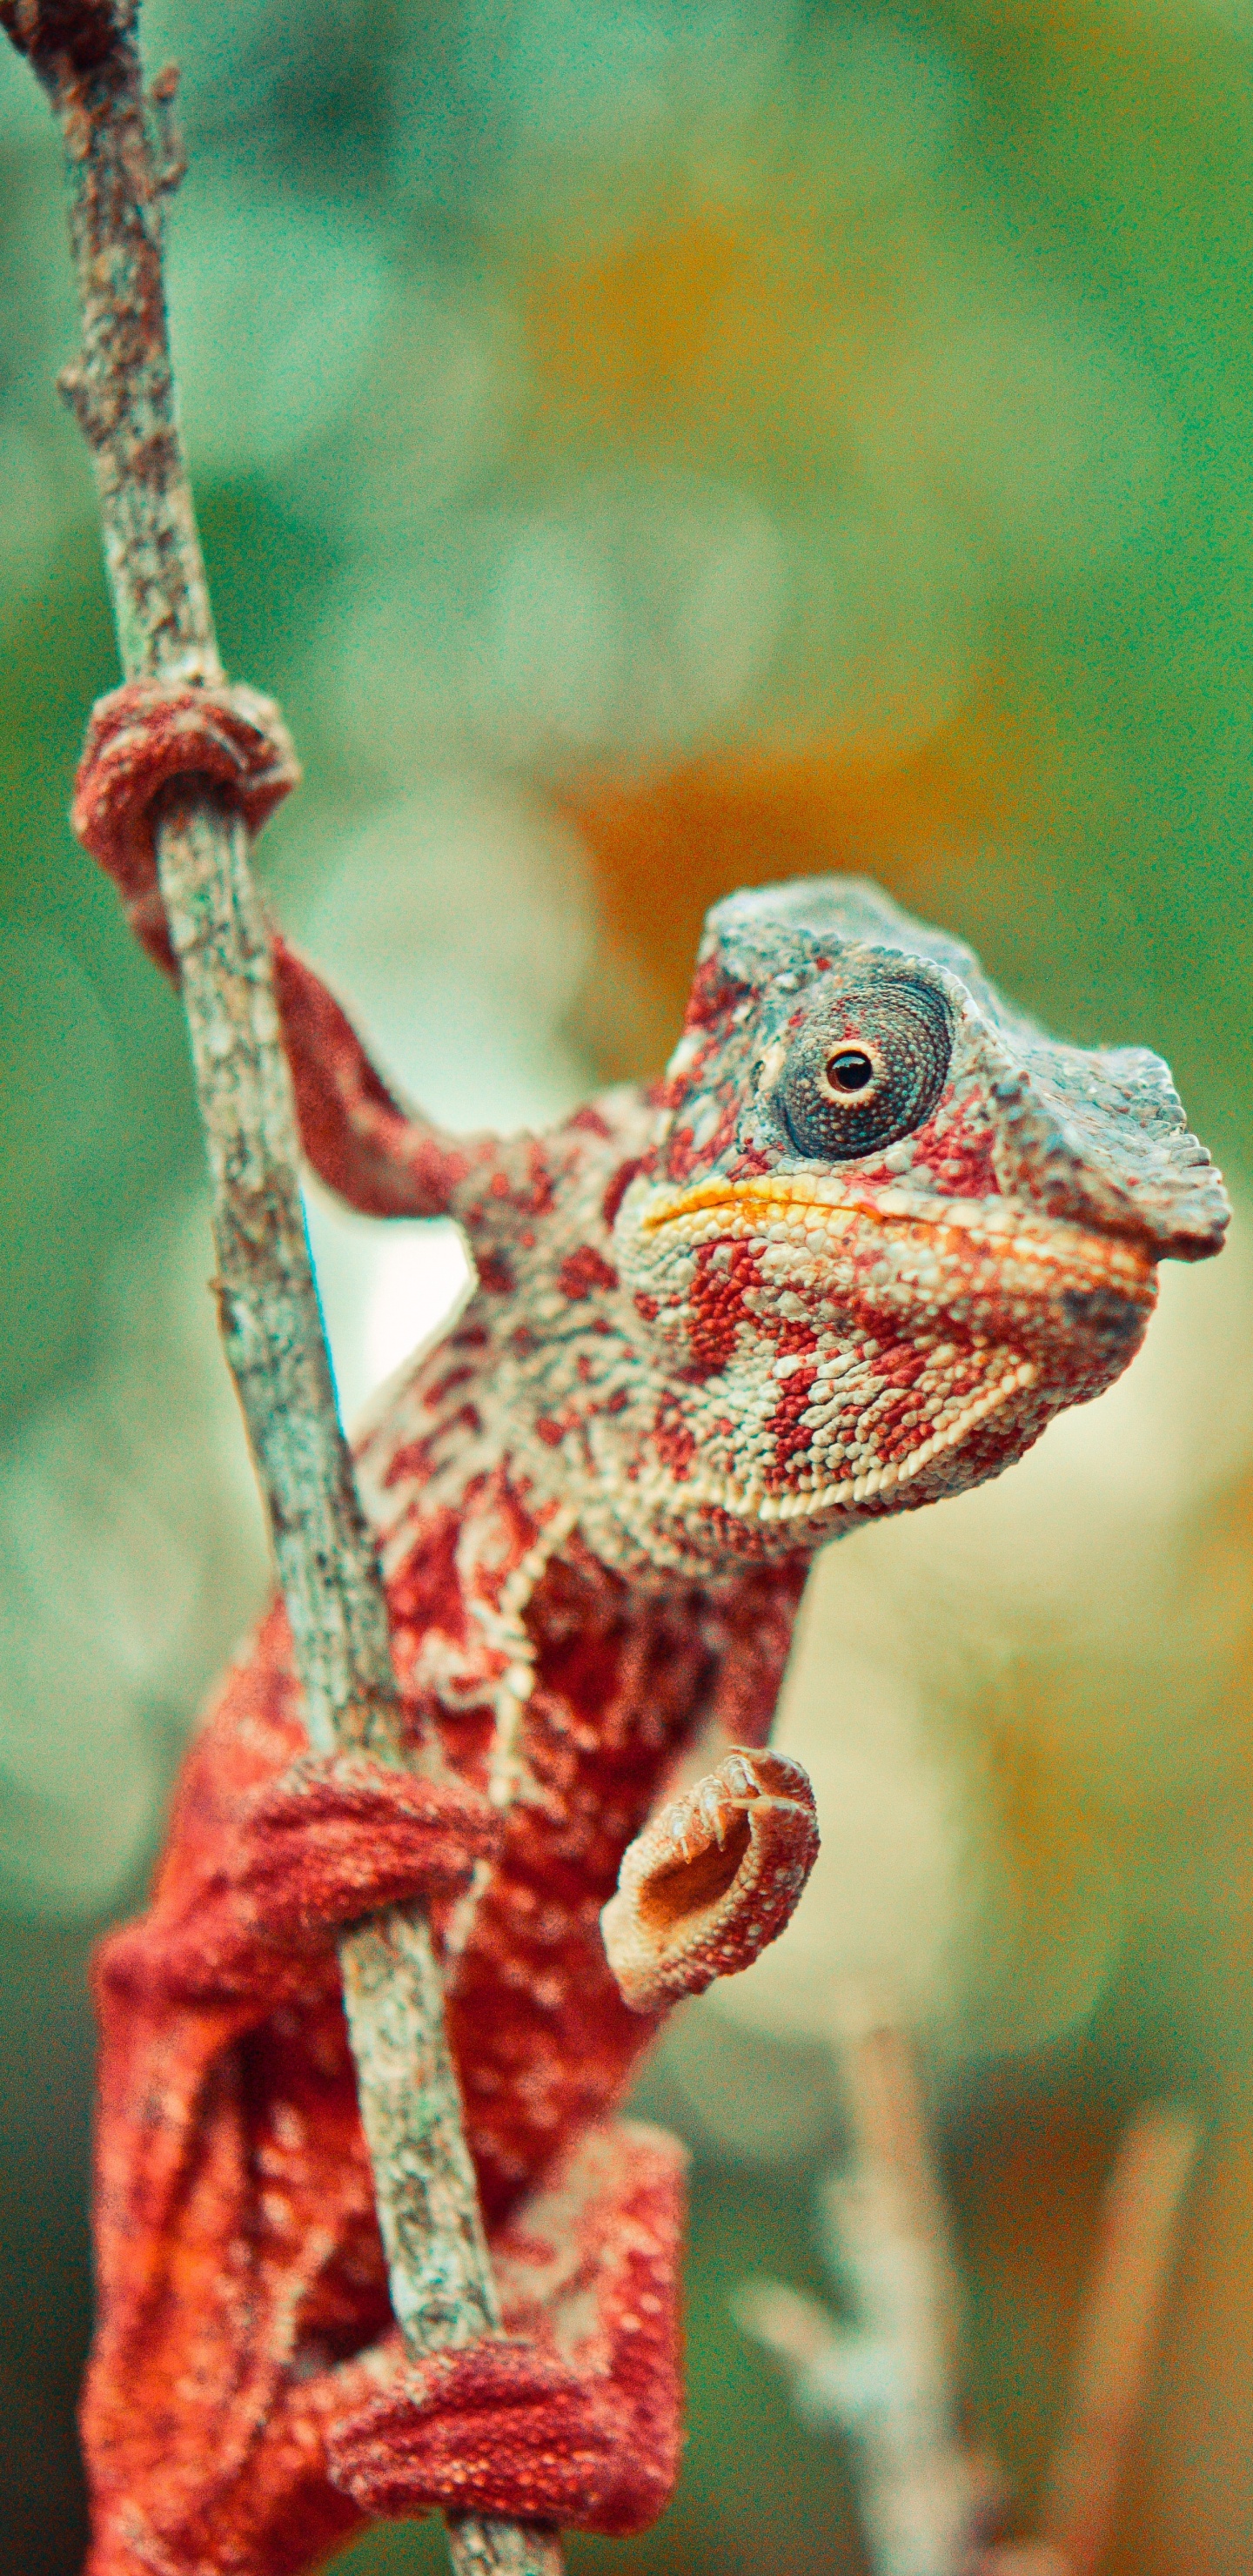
609 877 1228 1561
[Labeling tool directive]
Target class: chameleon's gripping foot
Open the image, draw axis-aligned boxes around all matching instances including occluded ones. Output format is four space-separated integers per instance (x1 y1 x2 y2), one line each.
600 1746 819 2011
72 676 299 973
328 2120 686 2536
234 1751 504 1944
94 1749 505 2009
327 2340 660 2533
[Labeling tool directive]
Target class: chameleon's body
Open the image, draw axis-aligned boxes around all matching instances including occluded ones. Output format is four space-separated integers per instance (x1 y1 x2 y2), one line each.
73 682 1229 2576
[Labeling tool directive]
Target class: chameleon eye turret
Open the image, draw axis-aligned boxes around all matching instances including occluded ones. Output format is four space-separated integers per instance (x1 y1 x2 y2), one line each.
779 967 953 1161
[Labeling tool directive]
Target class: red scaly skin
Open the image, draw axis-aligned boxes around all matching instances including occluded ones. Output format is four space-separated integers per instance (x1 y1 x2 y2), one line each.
72 683 1230 2576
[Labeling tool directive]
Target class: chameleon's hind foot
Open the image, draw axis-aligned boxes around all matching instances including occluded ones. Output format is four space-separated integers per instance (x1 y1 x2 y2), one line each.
327 2340 639 2531
600 1746 819 2010
328 2120 685 2537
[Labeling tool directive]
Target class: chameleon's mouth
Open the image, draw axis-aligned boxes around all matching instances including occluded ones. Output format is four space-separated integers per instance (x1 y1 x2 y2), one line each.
640 1174 1157 1294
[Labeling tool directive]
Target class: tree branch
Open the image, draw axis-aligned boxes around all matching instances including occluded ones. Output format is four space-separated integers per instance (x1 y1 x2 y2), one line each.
1039 2104 1200 2576
819 2023 998 2576
736 2013 1199 2576
2 5 561 2568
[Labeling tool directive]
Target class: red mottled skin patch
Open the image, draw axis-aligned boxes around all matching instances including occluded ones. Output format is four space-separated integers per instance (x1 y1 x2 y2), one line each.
558 1245 620 1300
475 1251 514 1296
684 1241 758 1381
666 1124 700 1183
652 1408 697 1480
680 951 735 1030
767 1358 821 1467
601 1157 643 1230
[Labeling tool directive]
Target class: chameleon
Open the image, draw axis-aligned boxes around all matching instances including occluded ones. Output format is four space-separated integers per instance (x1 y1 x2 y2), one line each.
71 680 1230 2576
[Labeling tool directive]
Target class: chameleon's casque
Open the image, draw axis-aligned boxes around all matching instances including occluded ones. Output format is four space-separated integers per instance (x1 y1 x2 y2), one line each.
72 678 1228 2576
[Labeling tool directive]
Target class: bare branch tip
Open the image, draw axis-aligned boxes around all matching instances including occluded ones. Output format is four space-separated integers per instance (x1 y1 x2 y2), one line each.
56 355 88 413
150 62 186 196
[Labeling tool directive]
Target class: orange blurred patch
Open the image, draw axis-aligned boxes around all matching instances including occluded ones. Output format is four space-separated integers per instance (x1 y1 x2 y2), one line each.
559 679 1048 1070
527 211 751 425
523 205 878 461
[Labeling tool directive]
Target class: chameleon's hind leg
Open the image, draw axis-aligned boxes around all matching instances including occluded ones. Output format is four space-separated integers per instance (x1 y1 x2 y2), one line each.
326 2120 687 2535
83 1659 504 2576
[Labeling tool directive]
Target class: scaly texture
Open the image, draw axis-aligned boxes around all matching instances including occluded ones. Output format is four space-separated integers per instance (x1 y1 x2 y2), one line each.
72 688 1229 2575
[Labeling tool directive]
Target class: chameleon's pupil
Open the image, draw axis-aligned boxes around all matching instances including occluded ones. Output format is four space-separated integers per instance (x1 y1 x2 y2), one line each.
827 1048 874 1096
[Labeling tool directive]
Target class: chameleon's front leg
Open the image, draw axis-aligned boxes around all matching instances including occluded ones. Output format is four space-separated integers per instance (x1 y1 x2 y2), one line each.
601 1745 820 2011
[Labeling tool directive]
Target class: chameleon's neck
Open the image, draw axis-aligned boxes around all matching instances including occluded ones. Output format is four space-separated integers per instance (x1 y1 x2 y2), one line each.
352 1270 813 1598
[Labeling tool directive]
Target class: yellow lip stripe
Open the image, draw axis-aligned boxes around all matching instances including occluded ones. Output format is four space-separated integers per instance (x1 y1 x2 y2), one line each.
640 1175 1154 1287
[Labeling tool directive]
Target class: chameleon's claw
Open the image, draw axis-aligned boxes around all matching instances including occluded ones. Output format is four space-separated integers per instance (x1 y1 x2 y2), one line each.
600 1746 819 2013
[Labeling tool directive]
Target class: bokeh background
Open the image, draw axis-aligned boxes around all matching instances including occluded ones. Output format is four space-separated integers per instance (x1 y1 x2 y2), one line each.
2 2 1252 2568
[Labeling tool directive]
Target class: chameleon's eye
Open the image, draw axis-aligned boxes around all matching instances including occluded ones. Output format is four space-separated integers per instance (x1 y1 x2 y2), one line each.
781 974 952 1160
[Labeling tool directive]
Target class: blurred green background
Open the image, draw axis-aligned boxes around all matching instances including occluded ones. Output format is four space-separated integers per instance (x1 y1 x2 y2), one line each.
3 3 1253 2570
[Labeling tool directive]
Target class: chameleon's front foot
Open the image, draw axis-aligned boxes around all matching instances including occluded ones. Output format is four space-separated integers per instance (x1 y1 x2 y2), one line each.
95 1750 503 2009
232 1750 503 1945
600 1748 819 2010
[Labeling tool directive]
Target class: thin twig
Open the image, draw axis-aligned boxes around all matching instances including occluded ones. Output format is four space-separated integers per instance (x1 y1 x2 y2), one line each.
840 2023 968 2390
821 2023 999 2576
0 5 560 2568
737 2011 1201 2576
829 2037 1201 2576
1039 2104 1200 2576
738 2015 1001 2576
